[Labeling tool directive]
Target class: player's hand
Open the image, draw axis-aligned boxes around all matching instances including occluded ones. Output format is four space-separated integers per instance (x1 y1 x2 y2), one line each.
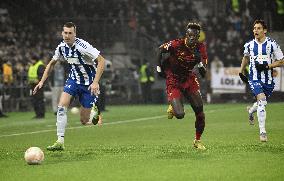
89 81 100 96
239 73 248 84
156 65 166 78
255 62 269 71
198 62 206 78
194 49 201 63
33 81 44 95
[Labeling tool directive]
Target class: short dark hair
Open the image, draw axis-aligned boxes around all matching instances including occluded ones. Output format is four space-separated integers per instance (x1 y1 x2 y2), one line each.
63 22 76 32
186 22 201 31
253 19 267 30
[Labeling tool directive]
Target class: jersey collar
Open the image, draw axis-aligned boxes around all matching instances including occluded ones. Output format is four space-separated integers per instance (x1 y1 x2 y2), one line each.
254 37 267 44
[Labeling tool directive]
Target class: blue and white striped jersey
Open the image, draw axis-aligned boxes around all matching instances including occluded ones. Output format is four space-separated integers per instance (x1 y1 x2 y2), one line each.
243 37 284 84
52 38 100 85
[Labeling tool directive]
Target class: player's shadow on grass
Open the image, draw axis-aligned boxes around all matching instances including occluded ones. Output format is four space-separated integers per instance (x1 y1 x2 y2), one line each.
207 143 284 154
44 150 100 164
155 145 209 160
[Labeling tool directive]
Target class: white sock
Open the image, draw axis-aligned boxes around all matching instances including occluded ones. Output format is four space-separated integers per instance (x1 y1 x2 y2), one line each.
57 136 64 143
249 102 258 114
257 99 267 134
56 106 67 143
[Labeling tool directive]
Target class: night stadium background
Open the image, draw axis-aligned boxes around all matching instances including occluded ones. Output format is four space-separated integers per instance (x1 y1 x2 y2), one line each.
1 0 284 180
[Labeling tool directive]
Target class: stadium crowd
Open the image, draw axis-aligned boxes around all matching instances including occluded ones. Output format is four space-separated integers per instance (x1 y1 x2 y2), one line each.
1 0 283 87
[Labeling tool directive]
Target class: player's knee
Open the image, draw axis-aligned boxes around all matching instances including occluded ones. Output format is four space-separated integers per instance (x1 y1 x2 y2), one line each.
57 106 67 116
258 99 267 107
257 99 267 116
192 106 203 114
80 116 89 125
81 120 88 125
175 111 185 119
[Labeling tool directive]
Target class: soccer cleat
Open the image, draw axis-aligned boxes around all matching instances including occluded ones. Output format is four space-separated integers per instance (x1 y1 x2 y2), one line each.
92 115 103 126
259 132 268 142
246 106 254 125
47 142 65 151
193 139 206 150
90 105 102 125
167 104 174 119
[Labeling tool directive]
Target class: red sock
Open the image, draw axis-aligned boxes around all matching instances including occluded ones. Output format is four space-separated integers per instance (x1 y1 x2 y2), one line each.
195 133 201 140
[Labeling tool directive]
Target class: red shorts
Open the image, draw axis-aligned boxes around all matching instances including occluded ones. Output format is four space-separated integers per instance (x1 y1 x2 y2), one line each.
166 73 200 101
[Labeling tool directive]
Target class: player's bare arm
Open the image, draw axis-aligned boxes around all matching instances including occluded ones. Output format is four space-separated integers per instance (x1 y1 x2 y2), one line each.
255 58 284 71
239 56 249 74
238 56 249 83
89 55 105 96
156 45 170 77
33 59 57 95
267 59 284 69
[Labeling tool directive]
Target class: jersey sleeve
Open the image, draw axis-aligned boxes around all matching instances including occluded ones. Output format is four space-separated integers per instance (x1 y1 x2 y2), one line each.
272 42 284 61
243 42 250 56
80 39 100 61
52 44 62 61
160 41 173 52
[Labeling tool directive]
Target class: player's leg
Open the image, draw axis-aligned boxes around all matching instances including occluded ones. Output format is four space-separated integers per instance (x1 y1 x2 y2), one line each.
47 92 72 151
166 75 184 119
247 102 258 125
184 76 205 150
250 81 273 142
47 79 77 151
186 91 206 150
80 106 92 125
167 87 184 119
78 85 102 126
256 93 268 142
170 98 185 119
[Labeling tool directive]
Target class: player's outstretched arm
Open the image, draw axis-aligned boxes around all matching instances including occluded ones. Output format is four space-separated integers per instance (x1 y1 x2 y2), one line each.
33 59 57 95
239 56 249 83
198 62 206 78
195 44 208 78
89 55 105 96
256 59 284 71
156 47 169 78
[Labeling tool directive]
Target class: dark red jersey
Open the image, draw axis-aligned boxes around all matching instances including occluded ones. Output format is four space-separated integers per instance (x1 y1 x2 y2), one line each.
161 38 208 79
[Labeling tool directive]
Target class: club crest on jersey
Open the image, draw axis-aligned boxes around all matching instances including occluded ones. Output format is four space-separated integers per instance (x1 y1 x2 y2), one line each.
163 42 171 50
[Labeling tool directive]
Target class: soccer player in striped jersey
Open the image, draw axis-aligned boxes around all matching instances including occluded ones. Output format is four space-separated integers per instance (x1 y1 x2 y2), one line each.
33 22 105 151
239 19 284 142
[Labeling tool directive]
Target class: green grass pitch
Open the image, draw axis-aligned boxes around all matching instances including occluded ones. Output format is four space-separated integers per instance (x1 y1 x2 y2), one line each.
0 103 284 180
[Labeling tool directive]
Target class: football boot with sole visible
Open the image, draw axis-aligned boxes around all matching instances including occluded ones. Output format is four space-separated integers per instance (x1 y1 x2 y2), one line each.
90 105 102 125
246 106 254 125
193 139 206 150
47 142 65 151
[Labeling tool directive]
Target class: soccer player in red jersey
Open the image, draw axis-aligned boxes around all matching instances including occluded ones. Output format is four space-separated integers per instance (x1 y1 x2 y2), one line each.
156 22 208 150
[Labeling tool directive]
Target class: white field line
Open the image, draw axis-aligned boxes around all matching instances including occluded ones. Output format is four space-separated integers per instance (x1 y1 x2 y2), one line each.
0 115 166 138
0 108 227 138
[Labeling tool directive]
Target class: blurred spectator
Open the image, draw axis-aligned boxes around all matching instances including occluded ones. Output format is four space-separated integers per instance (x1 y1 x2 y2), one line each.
0 73 8 118
28 55 45 119
2 60 13 85
139 62 155 103
210 56 224 74
50 61 65 115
